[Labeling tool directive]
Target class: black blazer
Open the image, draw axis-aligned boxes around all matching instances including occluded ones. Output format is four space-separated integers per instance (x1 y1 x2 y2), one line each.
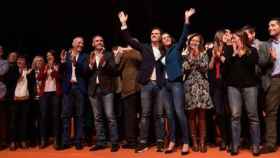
120 29 165 86
87 51 118 96
4 63 19 100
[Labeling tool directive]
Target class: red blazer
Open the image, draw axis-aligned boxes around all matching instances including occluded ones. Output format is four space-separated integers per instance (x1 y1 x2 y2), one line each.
37 65 62 96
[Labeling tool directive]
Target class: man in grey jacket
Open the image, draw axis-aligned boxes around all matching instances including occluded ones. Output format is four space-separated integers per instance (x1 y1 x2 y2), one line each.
258 18 280 154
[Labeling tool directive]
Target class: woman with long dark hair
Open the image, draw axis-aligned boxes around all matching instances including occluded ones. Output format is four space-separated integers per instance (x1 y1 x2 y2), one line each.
37 50 62 149
207 30 231 150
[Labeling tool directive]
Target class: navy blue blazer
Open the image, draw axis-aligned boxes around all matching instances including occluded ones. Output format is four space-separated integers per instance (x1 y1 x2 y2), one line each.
121 29 165 86
165 24 189 81
60 50 88 95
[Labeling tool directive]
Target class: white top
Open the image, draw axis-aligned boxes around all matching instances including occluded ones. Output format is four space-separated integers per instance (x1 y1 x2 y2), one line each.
71 54 79 83
96 54 101 84
44 68 56 92
15 69 29 98
150 47 161 81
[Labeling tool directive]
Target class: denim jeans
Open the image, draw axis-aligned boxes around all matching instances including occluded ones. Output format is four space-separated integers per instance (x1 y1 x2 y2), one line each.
139 81 165 143
61 86 85 145
160 81 189 144
89 87 118 145
227 86 260 147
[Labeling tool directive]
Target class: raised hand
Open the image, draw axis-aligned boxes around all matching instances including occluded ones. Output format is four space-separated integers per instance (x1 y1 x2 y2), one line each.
185 8 196 24
53 65 59 71
118 11 128 26
60 49 66 63
89 52 96 67
113 47 120 56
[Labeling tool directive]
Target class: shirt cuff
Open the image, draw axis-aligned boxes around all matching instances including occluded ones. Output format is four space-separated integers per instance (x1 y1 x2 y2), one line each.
121 25 128 30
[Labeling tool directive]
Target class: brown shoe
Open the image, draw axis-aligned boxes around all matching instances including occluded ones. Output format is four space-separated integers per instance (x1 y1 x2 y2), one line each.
260 145 277 154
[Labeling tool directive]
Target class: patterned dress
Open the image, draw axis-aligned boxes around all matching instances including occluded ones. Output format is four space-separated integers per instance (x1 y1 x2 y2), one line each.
183 51 213 110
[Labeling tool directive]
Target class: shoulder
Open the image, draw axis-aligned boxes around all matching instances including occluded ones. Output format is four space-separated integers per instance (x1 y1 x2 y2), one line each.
249 47 258 54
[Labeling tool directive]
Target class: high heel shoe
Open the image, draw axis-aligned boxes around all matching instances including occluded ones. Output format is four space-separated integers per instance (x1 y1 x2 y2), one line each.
165 142 175 154
181 144 190 155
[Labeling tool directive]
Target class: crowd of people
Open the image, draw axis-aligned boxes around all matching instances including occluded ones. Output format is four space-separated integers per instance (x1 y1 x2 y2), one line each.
0 7 280 156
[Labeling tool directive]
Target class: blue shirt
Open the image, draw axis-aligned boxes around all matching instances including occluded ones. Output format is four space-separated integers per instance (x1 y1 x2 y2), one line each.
271 39 280 76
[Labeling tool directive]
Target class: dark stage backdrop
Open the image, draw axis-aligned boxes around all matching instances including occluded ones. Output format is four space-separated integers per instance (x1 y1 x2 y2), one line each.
0 0 279 61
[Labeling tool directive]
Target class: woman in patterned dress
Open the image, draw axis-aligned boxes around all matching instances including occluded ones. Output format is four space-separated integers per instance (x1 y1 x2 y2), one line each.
182 33 213 153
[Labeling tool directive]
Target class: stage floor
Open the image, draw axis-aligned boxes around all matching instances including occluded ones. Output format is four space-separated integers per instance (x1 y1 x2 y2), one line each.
1 146 279 158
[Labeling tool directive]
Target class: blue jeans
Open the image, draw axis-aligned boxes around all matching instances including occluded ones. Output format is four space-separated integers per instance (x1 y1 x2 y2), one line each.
160 81 189 144
89 88 118 145
139 81 165 143
227 86 260 147
61 86 85 145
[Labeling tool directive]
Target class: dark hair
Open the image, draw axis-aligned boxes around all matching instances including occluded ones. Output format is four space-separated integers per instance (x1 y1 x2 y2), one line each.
187 33 205 52
242 25 256 33
269 18 280 26
162 32 176 45
151 26 163 34
17 54 27 60
46 49 58 63
17 54 28 65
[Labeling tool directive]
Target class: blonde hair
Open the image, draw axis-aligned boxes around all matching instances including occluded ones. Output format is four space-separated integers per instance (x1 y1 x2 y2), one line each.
32 56 45 70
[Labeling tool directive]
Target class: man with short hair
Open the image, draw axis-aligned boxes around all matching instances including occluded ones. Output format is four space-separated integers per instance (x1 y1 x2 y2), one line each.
60 36 88 150
87 35 120 152
118 11 166 153
259 18 280 154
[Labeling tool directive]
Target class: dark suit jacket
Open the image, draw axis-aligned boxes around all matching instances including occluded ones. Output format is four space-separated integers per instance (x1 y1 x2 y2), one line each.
60 50 88 95
87 51 118 96
120 29 165 86
258 40 275 91
4 63 19 100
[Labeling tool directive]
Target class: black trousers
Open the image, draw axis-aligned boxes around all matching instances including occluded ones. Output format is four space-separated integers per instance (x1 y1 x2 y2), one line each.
122 93 140 143
209 80 230 144
9 100 30 142
28 99 40 146
0 100 9 145
39 92 61 141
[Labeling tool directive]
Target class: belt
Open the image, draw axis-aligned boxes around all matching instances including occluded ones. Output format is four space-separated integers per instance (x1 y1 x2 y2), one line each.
272 74 280 78
149 80 157 84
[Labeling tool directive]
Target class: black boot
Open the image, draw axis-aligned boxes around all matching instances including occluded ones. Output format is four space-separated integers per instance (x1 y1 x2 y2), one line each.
39 139 47 149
